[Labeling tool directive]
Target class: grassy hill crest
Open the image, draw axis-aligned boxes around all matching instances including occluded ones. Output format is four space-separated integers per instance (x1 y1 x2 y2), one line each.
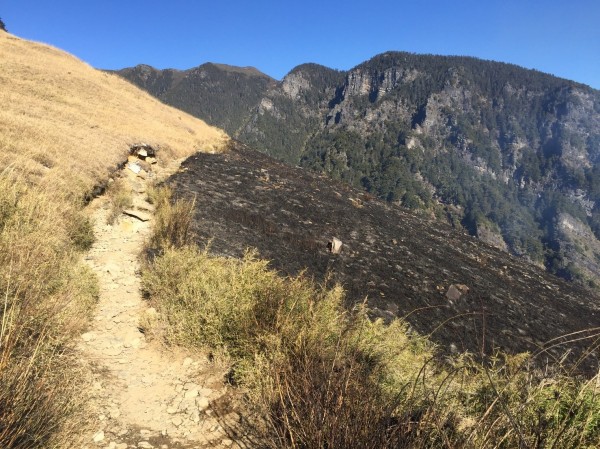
0 30 227 198
0 30 227 448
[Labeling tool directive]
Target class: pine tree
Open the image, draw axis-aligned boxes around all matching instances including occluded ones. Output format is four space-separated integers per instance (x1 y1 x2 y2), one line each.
0 18 6 32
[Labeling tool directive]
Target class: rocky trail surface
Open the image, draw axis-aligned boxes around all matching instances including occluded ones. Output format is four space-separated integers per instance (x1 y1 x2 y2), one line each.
78 155 244 449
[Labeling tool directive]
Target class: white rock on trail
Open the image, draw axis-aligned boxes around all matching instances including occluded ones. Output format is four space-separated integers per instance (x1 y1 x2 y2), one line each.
92 430 105 443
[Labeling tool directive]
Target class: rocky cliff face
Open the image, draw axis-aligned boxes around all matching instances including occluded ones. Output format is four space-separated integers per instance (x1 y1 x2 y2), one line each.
116 53 600 289
236 63 345 162
343 65 421 100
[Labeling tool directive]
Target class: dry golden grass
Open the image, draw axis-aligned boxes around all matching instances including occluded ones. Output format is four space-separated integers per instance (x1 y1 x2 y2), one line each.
0 171 98 448
0 30 228 447
146 185 197 250
0 30 228 199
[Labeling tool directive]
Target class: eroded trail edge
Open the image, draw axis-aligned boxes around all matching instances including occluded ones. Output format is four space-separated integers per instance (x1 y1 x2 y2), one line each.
79 155 242 449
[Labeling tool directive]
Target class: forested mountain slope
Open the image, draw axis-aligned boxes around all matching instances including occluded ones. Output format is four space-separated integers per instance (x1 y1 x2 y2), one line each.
115 63 275 135
117 53 600 288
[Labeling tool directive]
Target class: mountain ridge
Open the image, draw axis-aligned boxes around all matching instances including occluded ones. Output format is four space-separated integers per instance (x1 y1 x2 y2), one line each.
116 52 600 290
113 62 275 136
119 51 598 91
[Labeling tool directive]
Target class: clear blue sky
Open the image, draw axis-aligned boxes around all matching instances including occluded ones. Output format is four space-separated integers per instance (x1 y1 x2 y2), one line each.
3 1 599 89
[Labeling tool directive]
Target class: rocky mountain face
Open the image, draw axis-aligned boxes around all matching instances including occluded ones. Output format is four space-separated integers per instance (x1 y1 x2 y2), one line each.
166 141 600 373
116 53 600 289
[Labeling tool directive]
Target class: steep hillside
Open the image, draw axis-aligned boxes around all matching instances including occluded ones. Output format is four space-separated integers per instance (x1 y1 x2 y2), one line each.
167 141 600 372
0 32 227 199
0 30 227 447
115 63 275 136
118 53 600 289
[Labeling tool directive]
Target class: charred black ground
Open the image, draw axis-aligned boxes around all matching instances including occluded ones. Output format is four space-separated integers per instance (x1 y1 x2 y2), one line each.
166 142 600 372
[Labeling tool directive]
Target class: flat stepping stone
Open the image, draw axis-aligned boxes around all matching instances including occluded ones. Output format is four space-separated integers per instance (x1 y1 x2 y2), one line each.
132 198 155 212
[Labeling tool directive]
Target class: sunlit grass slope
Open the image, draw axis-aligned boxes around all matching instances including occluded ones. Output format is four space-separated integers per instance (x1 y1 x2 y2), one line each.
0 30 228 448
0 30 227 198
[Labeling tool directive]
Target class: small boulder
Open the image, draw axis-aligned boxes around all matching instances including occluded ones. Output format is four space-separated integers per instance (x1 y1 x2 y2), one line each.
184 389 199 399
92 430 105 443
328 237 343 254
172 416 183 427
127 162 141 174
446 284 469 301
130 144 156 159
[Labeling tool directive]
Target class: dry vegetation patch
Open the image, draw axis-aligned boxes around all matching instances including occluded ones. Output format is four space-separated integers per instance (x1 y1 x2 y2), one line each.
0 30 227 200
142 188 600 449
0 173 98 448
0 30 228 447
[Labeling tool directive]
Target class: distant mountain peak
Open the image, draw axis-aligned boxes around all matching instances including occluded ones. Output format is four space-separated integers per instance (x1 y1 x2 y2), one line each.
115 61 275 136
288 62 340 74
206 62 273 79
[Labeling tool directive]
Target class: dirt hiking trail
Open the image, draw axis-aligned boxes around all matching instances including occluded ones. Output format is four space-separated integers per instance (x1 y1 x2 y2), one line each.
78 155 244 449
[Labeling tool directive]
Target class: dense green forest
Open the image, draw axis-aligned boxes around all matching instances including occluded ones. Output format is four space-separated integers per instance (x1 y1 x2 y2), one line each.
116 63 275 135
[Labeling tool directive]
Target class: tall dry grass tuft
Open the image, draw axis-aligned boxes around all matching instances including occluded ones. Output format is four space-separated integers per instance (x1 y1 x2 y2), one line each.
243 311 438 449
146 185 196 250
0 321 92 448
105 178 133 224
0 173 98 448
142 187 600 448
